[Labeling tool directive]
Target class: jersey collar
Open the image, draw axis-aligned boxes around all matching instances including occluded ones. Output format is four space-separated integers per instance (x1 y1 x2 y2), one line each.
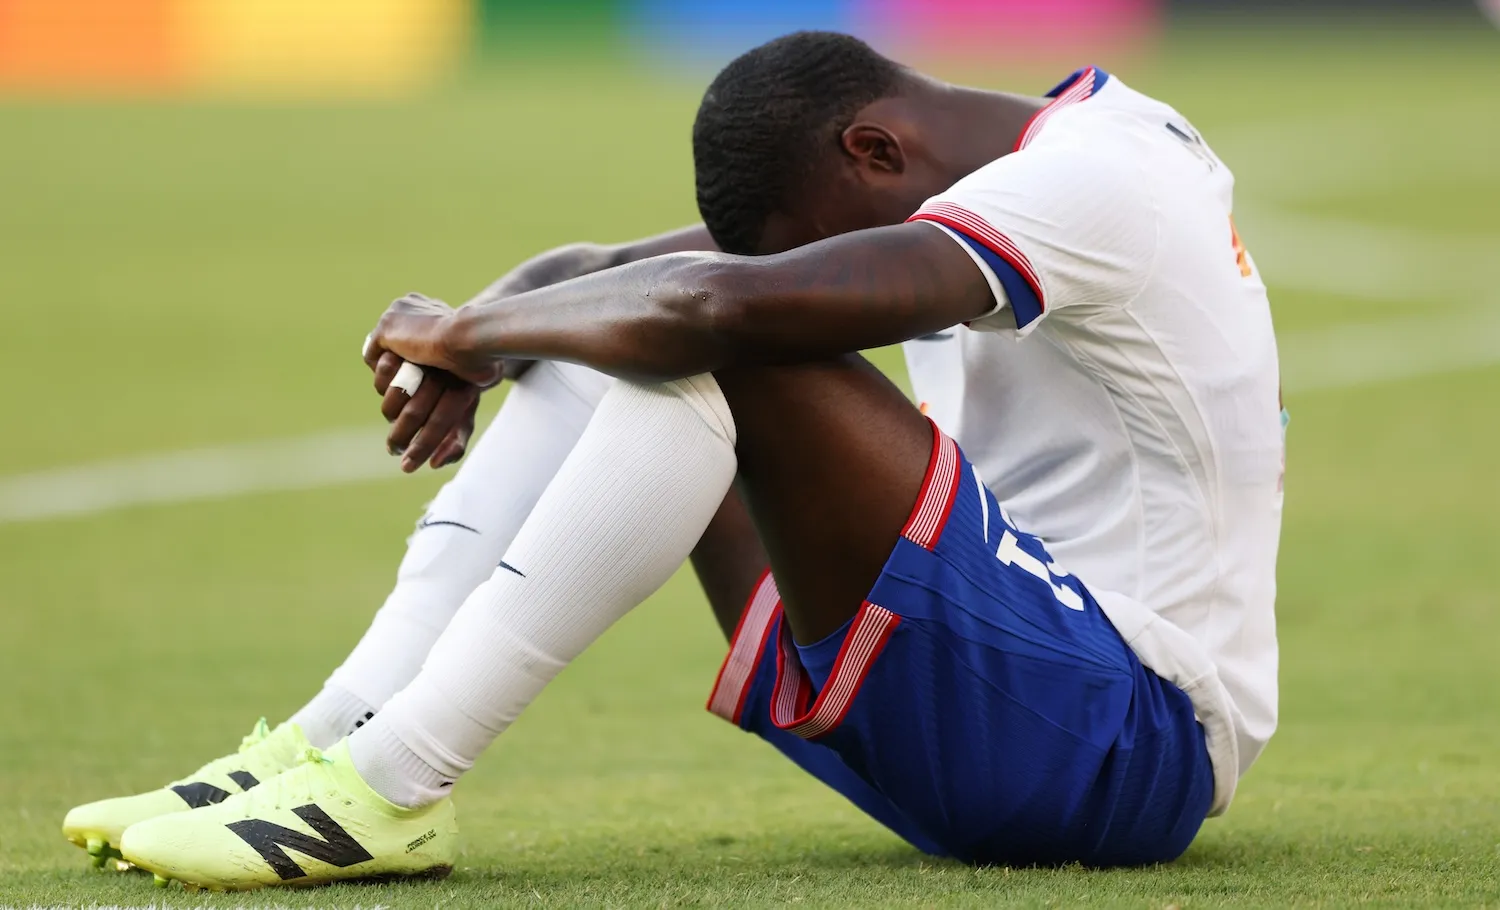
1014 66 1111 152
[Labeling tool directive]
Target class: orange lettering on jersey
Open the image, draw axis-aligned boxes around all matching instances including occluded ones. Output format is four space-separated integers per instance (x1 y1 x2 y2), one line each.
1229 215 1252 278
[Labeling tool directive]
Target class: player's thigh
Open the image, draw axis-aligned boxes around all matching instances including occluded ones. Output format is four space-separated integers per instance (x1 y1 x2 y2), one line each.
713 356 933 644
689 486 771 641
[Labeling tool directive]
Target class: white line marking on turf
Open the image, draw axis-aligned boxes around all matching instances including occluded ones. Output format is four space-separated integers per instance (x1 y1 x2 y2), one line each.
1 306 1498 527
1213 106 1498 209
1216 110 1495 303
1242 208 1495 303
1281 307 1500 392
0 428 394 525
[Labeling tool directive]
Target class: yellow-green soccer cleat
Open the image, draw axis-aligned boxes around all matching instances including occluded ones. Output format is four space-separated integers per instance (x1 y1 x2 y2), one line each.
119 741 457 891
62 718 311 869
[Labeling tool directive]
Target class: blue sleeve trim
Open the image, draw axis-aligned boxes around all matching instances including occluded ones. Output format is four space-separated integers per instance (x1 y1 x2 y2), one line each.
951 231 1045 330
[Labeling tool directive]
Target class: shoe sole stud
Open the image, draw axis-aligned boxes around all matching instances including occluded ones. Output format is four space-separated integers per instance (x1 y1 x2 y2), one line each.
69 834 133 871
140 863 453 892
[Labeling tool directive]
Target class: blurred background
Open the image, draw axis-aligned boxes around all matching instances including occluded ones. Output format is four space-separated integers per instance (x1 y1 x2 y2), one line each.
1 1 1497 905
0 0 1491 95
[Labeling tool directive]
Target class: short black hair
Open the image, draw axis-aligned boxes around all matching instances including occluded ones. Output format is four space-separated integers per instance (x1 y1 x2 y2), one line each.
692 31 906 255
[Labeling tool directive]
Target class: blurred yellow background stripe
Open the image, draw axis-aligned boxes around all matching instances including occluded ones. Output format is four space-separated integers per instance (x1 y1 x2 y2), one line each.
178 0 472 96
0 0 472 96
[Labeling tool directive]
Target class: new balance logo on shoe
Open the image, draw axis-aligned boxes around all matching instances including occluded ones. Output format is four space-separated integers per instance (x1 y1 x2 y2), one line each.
225 805 375 880
170 771 259 809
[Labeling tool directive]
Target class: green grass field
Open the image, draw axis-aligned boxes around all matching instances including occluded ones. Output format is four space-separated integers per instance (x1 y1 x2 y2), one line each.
3 25 1499 908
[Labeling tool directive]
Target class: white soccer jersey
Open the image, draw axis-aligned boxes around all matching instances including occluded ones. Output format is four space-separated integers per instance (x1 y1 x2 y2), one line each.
904 67 1283 815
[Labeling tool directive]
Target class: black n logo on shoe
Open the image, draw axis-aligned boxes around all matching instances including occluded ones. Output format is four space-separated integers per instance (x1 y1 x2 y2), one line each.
225 804 375 880
170 771 260 808
170 782 231 809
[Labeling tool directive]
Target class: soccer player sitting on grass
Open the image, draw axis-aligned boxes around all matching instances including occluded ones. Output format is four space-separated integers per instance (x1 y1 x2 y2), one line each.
64 32 1285 889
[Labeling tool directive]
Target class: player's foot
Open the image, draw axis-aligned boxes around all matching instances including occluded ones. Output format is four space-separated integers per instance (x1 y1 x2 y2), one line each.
119 741 457 891
62 718 311 869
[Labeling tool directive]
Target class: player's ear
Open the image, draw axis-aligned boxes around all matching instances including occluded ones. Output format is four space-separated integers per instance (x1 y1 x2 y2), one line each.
840 122 906 177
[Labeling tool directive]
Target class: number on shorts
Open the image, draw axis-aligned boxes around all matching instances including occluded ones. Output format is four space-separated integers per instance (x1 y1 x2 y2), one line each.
996 531 1085 611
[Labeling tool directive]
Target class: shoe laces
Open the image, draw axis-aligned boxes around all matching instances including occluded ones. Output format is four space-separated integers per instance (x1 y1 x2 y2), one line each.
298 747 333 768
237 717 273 753
257 747 335 813
173 718 276 786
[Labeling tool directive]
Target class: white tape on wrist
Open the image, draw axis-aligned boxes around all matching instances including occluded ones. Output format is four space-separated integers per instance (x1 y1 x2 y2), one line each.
391 361 425 397
362 334 374 359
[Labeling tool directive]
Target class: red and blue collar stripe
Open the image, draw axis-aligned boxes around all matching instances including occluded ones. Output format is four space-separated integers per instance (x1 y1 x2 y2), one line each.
1014 66 1110 151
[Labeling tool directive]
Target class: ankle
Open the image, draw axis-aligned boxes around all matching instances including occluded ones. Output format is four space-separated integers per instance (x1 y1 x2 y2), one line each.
346 714 454 810
290 685 377 749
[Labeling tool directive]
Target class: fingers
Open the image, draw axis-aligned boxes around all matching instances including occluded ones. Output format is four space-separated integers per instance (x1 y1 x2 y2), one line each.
364 293 438 373
428 424 471 470
403 383 478 472
431 393 479 469
363 331 385 372
365 295 490 470
384 373 443 452
373 351 402 395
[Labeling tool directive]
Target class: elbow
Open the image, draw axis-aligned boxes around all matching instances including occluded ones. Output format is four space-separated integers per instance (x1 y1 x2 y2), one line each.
665 255 755 330
650 256 759 373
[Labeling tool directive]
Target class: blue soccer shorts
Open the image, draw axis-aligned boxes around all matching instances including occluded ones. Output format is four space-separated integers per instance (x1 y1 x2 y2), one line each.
706 422 1216 867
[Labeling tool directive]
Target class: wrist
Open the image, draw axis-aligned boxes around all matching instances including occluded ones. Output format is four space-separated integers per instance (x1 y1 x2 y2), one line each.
443 308 483 369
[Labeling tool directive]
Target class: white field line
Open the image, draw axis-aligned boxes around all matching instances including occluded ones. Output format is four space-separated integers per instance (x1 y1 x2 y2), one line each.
1242 208 1495 304
1218 106 1496 303
1281 307 1500 393
0 428 394 525
2 306 1497 527
1214 109 1497 211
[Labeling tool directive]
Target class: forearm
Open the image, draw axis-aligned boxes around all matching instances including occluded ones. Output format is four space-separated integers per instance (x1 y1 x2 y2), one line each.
452 253 736 381
447 224 991 382
471 225 718 303
614 224 720 261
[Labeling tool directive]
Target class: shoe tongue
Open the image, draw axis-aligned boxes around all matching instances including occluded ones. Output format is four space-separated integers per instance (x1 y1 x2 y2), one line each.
167 719 301 788
274 721 313 753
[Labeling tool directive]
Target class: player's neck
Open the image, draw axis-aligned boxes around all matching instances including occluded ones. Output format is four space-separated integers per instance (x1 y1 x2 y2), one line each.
918 82 1049 181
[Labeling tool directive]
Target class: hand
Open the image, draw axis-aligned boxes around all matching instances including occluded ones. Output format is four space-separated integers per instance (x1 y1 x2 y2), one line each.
372 349 480 472
362 240 634 471
363 292 503 388
460 243 618 382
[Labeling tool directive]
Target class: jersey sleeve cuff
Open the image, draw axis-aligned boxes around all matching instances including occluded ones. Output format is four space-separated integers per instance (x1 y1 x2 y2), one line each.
908 204 1046 331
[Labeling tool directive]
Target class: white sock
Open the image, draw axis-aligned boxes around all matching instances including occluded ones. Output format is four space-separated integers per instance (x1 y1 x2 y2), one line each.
348 375 738 807
287 685 375 749
290 362 612 748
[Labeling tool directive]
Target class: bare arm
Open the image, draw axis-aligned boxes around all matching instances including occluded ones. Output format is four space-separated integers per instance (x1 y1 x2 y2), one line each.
370 223 993 385
471 224 719 303
372 224 718 470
